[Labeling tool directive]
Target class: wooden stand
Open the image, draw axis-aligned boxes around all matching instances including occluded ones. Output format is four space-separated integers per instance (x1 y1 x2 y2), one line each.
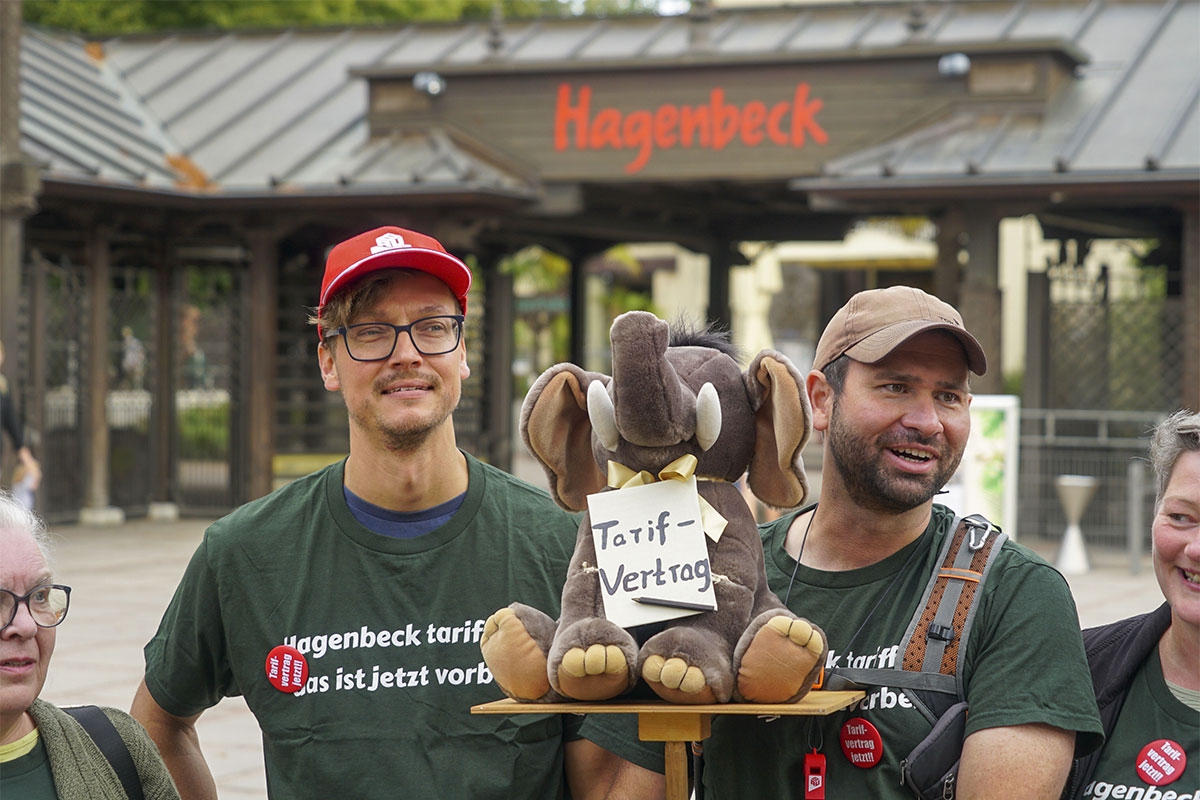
472 691 864 800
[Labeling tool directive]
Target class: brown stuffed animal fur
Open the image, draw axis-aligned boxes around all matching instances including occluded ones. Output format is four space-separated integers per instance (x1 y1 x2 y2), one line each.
481 311 826 704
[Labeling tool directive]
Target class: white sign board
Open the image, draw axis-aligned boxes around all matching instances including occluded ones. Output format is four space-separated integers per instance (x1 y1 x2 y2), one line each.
942 394 1021 539
587 477 718 628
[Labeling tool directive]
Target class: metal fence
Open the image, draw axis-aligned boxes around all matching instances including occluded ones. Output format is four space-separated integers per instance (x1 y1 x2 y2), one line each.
106 262 156 515
1016 409 1163 551
38 254 87 520
1047 262 1182 413
173 261 243 515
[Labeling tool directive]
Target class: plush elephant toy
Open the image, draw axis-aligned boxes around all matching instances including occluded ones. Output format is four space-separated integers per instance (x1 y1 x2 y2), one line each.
481 311 826 704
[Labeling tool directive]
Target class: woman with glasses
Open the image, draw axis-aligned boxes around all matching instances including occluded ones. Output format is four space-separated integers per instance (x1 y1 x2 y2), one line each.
0 492 179 799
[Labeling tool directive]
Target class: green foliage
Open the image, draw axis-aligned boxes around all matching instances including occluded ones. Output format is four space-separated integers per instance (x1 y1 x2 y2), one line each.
1002 370 1023 397
184 269 234 309
23 0 661 35
177 402 229 459
501 245 572 295
601 283 656 320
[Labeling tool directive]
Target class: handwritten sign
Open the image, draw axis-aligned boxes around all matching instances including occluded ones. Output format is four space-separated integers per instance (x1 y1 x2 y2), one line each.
587 476 718 628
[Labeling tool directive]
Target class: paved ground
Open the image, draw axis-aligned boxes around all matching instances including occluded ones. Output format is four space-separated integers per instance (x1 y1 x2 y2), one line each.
37 515 1164 799
38 518 267 799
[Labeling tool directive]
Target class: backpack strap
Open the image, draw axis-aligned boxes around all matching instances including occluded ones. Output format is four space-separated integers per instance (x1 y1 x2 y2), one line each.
901 514 1007 689
64 705 145 800
828 514 1007 719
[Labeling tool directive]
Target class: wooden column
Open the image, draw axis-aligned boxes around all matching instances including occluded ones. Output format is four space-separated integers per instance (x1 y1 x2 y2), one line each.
149 232 177 517
1023 271 1051 409
245 226 279 501
706 242 733 331
483 254 515 471
934 208 965 305
958 206 1003 394
0 0 41 462
569 249 588 368
1181 200 1199 412
0 0 27 358
81 223 123 525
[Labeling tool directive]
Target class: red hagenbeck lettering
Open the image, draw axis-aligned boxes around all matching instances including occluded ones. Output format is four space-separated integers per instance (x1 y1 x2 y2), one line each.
553 82 828 174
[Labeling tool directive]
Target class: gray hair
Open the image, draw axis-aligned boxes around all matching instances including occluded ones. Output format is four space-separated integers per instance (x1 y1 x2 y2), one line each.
0 490 52 565
1148 409 1200 506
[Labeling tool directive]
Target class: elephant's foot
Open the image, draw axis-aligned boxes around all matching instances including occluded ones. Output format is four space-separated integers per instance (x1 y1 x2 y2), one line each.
480 607 554 702
557 644 634 701
642 655 719 704
736 616 826 703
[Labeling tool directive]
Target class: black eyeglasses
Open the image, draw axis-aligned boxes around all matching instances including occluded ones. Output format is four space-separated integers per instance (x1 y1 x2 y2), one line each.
1 584 71 632
332 315 465 361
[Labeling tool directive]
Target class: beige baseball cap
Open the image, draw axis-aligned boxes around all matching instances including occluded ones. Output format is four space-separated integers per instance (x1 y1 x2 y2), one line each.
813 286 987 375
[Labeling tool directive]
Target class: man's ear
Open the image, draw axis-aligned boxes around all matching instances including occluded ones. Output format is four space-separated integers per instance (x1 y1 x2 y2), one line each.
807 370 833 433
318 341 340 392
460 351 470 381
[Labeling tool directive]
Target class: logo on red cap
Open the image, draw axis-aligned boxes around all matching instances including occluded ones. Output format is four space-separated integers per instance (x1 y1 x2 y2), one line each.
371 232 412 254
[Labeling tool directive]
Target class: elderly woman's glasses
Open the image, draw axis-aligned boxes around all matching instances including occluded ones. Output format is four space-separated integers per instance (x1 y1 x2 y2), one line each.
0 584 71 632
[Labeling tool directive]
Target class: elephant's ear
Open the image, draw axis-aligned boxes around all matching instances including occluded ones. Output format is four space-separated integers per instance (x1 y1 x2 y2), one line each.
744 352 811 509
520 363 608 511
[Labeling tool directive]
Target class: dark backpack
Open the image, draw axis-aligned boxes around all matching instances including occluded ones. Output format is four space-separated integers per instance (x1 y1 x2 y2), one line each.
694 514 1007 800
826 513 1008 800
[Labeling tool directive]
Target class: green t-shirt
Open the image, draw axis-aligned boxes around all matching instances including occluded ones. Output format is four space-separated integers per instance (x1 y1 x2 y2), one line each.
144 454 585 799
1085 648 1199 800
700 504 1103 798
0 737 58 800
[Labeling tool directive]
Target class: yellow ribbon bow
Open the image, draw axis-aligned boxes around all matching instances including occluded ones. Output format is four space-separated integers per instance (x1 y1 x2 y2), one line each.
606 454 728 541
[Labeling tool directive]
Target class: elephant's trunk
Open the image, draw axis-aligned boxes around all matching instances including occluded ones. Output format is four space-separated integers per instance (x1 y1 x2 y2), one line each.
608 311 694 447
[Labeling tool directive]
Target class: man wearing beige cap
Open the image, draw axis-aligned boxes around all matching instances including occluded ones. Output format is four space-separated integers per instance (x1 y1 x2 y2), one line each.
131 226 653 799
691 286 1104 798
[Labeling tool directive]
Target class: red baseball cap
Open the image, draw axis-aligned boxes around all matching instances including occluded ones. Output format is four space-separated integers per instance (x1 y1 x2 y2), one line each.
317 226 472 331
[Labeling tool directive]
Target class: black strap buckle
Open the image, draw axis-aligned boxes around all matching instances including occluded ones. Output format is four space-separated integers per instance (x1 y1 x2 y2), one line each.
928 623 955 642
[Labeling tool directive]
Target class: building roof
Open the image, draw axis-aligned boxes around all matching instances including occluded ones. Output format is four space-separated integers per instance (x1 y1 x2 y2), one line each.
18 0 1198 212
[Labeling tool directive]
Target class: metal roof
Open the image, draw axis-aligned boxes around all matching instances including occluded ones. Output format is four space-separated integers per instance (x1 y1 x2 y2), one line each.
18 0 1199 203
798 0 1200 193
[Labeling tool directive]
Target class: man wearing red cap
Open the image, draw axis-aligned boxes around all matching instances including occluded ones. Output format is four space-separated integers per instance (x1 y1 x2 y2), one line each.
601 286 1103 799
131 227 650 799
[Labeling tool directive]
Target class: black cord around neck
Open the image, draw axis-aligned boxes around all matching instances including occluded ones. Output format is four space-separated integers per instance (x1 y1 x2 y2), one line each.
780 506 925 662
835 539 923 661
782 506 815 607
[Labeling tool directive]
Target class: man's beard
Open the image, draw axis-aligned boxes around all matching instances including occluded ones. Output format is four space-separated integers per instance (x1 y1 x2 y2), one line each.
346 372 458 452
826 399 963 513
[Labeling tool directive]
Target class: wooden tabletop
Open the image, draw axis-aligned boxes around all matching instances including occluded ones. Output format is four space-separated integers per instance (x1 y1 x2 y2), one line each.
471 690 865 719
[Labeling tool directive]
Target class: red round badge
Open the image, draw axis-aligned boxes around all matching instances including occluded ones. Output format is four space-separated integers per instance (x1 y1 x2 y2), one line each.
265 645 308 693
1136 739 1186 786
840 717 883 768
